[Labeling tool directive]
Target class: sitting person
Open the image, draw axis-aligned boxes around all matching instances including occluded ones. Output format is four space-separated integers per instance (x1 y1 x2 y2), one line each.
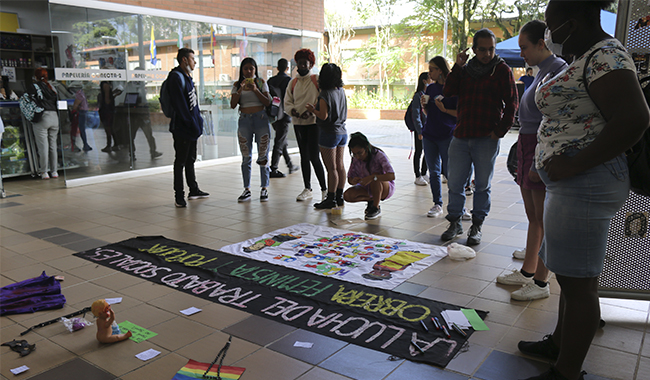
343 132 395 220
91 299 132 344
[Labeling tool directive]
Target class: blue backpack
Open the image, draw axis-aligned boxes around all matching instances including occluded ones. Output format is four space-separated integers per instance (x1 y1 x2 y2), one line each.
159 70 185 118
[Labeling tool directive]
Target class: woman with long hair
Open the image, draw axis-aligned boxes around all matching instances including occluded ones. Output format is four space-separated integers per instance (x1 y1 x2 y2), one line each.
343 132 395 219
31 68 60 179
306 63 348 209
519 1 649 379
496 20 567 302
420 56 457 218
406 72 431 186
231 57 272 202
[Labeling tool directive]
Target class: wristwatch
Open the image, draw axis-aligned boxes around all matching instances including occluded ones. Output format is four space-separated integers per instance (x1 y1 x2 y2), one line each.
373 175 378 181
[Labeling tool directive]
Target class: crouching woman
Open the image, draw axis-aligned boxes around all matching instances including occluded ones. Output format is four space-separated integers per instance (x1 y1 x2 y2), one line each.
343 132 395 219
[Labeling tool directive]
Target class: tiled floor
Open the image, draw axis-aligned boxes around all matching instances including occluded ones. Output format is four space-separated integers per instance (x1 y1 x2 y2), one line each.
1 128 649 380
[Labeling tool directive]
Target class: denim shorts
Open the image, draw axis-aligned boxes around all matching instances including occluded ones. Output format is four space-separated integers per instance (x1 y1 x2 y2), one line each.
538 152 629 278
319 131 348 149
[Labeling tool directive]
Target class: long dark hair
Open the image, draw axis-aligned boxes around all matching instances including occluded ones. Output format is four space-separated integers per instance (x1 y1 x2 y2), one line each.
429 56 450 80
415 72 429 93
235 57 259 89
318 63 343 91
349 132 383 172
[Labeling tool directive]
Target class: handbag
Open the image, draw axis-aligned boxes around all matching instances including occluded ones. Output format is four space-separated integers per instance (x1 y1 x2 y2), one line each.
19 84 45 123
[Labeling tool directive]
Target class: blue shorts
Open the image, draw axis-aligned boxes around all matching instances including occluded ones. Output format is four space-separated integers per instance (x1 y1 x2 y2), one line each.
538 152 629 278
319 132 348 149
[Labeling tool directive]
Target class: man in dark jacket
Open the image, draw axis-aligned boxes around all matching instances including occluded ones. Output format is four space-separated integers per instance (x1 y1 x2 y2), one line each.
441 28 518 245
168 48 209 207
267 58 298 178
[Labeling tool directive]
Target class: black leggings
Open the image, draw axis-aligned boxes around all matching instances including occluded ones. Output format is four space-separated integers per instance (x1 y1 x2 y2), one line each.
413 133 427 177
294 124 327 191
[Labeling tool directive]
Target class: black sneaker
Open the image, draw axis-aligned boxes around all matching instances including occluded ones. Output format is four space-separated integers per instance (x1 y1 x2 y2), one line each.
314 196 337 209
175 195 187 208
336 197 345 207
518 334 560 361
260 188 269 202
188 189 210 200
270 170 286 178
288 164 299 174
467 223 482 246
441 218 463 241
238 189 252 202
365 205 381 220
364 200 373 214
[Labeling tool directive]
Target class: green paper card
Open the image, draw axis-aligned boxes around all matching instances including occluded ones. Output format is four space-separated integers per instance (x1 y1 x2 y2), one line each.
461 308 489 331
118 320 157 343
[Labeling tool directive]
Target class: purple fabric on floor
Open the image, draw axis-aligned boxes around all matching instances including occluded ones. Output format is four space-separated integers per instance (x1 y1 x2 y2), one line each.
0 271 66 315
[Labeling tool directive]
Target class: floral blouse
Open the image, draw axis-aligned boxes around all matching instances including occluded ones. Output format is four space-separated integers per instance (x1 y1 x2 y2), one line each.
534 39 636 169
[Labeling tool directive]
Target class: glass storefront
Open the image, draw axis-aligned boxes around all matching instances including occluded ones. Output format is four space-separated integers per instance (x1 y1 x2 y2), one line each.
0 0 320 185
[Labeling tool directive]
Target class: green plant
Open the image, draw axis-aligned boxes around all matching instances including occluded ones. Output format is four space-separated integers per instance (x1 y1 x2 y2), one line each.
347 88 410 110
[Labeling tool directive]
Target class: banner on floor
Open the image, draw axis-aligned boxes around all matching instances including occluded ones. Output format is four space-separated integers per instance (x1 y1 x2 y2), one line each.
74 236 487 367
220 223 447 290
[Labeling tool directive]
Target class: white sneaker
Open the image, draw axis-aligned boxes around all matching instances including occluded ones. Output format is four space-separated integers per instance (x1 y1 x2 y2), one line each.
496 269 533 285
321 190 328 201
296 188 313 201
427 204 443 218
41 172 50 180
414 176 428 186
511 282 550 301
513 249 526 260
422 174 429 183
462 209 472 220
50 171 59 178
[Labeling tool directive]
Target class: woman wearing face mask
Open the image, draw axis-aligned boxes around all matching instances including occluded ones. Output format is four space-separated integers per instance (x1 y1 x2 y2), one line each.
231 57 272 202
495 20 567 301
284 49 327 202
518 1 649 380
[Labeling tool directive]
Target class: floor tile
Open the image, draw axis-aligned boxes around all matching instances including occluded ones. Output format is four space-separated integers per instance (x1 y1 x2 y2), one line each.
120 352 190 380
392 281 427 296
26 227 70 239
62 238 110 253
267 329 348 365
82 340 168 377
43 232 89 245
231 347 312 380
147 317 214 351
445 343 491 376
0 201 21 208
0 339 76 379
295 367 355 380
384 360 470 379
319 344 403 380
25 358 114 380
174 332 261 366
473 350 549 380
222 315 297 346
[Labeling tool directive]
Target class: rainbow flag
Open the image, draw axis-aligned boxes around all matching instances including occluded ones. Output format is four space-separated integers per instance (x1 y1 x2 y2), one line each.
171 359 245 380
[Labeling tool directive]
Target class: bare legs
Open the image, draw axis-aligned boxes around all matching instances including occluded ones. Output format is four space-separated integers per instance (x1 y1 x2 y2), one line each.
521 187 550 282
552 275 600 380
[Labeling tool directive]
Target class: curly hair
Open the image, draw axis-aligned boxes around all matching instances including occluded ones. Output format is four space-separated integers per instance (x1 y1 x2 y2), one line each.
318 63 343 91
294 49 315 65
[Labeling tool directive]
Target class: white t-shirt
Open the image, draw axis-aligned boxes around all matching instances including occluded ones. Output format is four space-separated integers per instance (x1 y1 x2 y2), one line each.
231 79 269 108
534 39 636 169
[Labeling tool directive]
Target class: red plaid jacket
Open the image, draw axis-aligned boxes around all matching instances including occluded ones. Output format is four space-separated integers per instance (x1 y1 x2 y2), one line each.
443 61 518 138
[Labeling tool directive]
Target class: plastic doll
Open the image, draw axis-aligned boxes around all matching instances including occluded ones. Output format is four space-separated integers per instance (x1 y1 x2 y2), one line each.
90 299 132 343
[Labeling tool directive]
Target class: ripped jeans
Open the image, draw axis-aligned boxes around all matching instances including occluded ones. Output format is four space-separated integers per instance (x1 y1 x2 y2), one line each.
238 110 271 188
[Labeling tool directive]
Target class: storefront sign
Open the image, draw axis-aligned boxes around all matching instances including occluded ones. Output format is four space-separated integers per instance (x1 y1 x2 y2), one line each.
55 68 126 81
128 71 168 81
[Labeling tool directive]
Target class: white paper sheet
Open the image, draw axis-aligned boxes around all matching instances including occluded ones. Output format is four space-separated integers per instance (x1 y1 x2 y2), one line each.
180 307 202 316
105 297 123 305
135 348 161 361
10 365 29 375
293 341 314 348
441 310 472 329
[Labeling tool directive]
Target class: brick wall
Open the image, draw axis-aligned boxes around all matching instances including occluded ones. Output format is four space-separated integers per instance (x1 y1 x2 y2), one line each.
108 0 324 32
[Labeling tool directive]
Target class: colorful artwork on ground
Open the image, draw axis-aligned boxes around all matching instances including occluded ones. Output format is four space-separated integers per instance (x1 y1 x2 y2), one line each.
220 223 447 290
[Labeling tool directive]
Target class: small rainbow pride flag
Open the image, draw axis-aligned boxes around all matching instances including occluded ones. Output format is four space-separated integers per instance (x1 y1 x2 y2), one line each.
171 359 245 380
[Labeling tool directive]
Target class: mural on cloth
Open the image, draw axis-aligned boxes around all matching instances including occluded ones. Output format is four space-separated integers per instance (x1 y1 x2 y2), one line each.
221 223 447 290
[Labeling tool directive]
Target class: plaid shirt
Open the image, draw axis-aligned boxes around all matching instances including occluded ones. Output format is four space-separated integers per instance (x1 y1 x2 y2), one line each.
443 62 518 138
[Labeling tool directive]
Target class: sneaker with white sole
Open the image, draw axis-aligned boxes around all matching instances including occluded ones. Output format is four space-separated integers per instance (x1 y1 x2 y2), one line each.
50 171 59 178
296 188 313 201
41 172 50 180
321 190 328 201
497 269 534 285
237 189 252 202
260 188 269 202
422 174 429 183
414 176 428 186
511 282 550 301
513 248 526 260
465 186 474 196
427 204 443 218
462 209 472 220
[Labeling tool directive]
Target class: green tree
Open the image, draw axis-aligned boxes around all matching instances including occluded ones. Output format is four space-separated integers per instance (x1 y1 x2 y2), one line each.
323 9 356 66
478 0 546 40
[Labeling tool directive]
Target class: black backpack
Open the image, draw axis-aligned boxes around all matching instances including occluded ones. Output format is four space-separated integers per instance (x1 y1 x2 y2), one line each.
159 70 185 118
584 48 650 196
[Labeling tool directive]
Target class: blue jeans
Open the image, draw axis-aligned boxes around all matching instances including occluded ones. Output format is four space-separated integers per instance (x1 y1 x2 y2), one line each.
446 136 500 222
422 136 452 206
238 110 271 188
